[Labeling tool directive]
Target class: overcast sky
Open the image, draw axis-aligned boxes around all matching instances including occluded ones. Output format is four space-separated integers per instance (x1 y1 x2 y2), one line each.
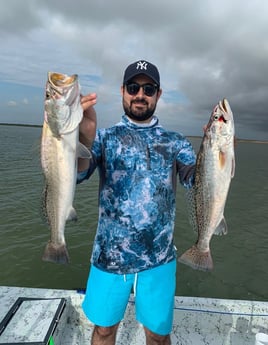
0 0 268 140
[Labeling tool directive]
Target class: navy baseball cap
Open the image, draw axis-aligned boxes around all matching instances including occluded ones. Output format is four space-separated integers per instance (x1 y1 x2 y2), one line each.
123 60 160 86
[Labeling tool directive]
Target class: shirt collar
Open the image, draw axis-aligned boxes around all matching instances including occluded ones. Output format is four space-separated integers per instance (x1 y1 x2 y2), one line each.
122 115 159 129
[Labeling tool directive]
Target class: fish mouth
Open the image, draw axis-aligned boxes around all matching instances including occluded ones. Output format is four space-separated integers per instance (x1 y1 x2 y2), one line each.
48 72 78 88
220 115 227 123
220 98 228 112
218 98 231 122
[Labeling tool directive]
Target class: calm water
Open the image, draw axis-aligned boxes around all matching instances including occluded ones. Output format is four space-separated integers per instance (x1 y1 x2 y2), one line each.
0 125 267 301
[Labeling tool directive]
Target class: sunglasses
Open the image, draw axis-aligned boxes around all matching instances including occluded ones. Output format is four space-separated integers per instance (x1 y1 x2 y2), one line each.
125 82 159 97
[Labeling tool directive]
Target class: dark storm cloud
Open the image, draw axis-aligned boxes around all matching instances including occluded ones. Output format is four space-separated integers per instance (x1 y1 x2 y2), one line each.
0 0 267 139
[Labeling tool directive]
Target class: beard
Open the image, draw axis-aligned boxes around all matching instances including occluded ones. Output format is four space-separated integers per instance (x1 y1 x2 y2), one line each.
123 98 156 122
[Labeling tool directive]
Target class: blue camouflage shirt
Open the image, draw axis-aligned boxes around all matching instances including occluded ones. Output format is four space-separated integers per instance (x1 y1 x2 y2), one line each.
78 115 196 274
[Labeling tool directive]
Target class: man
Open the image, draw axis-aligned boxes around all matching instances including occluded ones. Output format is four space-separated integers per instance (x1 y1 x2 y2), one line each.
79 60 196 345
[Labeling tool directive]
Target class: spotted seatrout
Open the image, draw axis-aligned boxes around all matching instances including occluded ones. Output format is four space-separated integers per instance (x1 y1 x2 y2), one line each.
179 99 235 271
41 72 91 264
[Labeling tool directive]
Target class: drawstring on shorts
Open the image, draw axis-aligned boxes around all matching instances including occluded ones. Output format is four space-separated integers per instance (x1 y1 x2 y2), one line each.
123 273 138 297
133 273 138 297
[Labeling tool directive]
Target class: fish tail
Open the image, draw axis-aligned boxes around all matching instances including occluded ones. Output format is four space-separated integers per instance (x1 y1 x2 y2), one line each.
214 217 228 236
42 241 70 264
178 245 213 271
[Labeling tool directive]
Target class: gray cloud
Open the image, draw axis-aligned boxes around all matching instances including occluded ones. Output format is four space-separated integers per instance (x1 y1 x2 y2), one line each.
0 0 267 139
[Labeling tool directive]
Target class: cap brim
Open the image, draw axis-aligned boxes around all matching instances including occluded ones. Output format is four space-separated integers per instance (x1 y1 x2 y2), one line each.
124 71 159 85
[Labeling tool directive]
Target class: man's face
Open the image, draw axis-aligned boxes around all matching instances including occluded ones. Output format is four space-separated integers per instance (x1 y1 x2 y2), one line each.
121 74 162 123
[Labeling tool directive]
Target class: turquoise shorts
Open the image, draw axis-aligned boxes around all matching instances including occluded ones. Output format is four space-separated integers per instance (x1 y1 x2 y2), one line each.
82 260 176 336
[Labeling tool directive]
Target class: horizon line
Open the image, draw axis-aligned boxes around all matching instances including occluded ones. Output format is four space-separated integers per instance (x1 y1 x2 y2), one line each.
1 122 267 144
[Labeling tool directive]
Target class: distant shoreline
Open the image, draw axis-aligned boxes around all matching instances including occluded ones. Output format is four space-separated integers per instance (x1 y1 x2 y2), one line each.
1 122 267 144
0 123 42 128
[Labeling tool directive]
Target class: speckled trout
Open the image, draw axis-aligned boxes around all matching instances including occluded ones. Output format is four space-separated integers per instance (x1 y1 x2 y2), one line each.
179 99 235 271
41 72 91 264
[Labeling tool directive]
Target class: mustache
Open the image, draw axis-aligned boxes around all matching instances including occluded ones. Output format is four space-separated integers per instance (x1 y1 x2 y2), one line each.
131 98 148 106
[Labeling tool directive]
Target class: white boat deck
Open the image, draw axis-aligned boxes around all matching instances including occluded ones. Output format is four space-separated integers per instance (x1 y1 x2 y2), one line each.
0 286 267 344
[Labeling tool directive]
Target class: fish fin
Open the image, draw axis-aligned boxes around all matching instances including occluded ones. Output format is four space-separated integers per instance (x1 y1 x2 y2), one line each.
219 151 226 168
214 217 228 235
220 150 235 178
231 156 235 178
178 245 213 271
67 207 78 221
77 142 92 159
42 241 70 264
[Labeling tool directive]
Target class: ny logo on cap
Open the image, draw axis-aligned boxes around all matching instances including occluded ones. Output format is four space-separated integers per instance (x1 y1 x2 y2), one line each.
136 61 148 70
